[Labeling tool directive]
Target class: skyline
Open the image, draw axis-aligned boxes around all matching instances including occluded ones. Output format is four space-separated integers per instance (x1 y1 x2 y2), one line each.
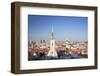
28 15 88 42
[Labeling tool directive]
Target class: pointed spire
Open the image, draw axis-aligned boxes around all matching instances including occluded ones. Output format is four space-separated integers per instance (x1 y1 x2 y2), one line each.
51 25 54 39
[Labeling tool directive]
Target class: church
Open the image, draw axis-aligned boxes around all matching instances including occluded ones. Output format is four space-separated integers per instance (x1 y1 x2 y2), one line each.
47 25 58 58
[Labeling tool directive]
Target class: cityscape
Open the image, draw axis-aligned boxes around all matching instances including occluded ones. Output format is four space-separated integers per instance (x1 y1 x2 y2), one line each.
28 15 88 60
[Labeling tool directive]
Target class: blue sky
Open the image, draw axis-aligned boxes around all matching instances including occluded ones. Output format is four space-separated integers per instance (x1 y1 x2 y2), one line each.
28 15 88 41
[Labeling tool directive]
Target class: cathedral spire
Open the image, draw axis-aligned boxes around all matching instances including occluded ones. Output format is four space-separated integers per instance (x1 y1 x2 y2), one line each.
47 25 57 58
51 25 54 40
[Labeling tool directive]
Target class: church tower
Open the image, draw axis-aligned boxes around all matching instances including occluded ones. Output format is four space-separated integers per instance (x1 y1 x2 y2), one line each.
47 25 58 58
